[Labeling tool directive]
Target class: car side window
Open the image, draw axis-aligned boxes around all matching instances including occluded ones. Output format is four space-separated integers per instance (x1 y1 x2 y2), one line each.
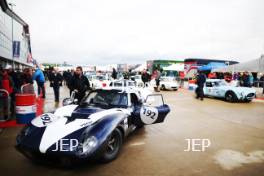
206 82 212 87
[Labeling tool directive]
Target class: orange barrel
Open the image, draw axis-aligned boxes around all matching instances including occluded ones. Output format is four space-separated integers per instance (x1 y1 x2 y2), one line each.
16 94 36 124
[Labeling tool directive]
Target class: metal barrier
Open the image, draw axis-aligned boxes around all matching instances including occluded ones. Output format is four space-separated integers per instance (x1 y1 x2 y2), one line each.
0 89 11 122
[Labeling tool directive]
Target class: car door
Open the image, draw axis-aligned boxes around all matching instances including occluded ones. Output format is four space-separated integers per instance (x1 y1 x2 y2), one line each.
132 94 170 125
210 82 222 97
204 82 213 96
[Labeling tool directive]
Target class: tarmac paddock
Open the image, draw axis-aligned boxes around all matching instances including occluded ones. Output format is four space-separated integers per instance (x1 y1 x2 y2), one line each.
0 86 263 176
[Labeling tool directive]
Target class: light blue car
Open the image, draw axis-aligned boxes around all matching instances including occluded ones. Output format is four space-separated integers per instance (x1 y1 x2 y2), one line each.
203 79 256 102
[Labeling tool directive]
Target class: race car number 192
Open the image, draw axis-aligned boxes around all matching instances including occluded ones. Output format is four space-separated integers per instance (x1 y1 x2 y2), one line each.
140 106 158 124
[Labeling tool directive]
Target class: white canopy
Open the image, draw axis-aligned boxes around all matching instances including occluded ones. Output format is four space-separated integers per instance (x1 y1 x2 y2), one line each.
212 55 264 73
163 63 184 71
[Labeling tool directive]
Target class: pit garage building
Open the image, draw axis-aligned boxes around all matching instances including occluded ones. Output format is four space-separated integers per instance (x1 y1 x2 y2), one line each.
0 0 33 69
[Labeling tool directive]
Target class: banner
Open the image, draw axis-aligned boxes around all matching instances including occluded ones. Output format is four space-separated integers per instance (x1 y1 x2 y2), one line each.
13 41 20 58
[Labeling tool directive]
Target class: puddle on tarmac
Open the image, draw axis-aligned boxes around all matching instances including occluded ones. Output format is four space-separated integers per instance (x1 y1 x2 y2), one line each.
214 149 264 170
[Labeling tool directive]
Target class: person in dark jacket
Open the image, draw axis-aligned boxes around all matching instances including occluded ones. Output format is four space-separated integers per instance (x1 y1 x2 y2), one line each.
111 68 117 80
260 74 264 94
196 71 207 101
242 71 250 87
141 69 150 87
50 68 63 102
69 66 90 103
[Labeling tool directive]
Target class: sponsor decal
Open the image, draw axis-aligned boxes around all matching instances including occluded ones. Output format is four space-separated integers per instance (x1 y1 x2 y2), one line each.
52 139 79 152
184 138 211 152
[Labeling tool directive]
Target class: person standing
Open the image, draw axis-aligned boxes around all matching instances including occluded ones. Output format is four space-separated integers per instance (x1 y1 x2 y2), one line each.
33 67 46 98
249 73 254 87
50 68 63 102
69 66 90 103
111 68 117 80
153 68 161 92
242 71 250 87
260 73 264 94
0 65 14 119
179 71 185 88
141 69 150 87
196 71 206 101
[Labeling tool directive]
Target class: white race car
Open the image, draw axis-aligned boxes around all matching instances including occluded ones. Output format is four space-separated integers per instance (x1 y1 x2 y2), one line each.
87 75 111 90
159 77 179 91
108 80 154 101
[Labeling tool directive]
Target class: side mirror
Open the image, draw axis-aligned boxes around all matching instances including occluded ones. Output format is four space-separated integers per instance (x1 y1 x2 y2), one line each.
74 99 78 104
90 98 94 104
62 98 73 106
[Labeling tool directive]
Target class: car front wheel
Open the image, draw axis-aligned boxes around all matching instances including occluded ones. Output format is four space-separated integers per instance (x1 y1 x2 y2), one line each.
100 128 123 163
225 92 238 103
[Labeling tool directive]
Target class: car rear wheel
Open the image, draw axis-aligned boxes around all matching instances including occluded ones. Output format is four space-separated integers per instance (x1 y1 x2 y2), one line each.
161 85 166 90
225 92 238 103
100 128 123 163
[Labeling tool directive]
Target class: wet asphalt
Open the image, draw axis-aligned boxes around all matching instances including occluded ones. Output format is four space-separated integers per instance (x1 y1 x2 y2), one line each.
0 84 263 176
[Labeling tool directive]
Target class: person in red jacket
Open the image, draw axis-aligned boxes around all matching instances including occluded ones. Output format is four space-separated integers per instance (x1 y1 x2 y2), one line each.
1 65 14 94
0 65 14 120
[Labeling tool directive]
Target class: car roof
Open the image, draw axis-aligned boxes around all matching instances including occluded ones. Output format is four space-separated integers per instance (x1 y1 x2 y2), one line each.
98 87 138 94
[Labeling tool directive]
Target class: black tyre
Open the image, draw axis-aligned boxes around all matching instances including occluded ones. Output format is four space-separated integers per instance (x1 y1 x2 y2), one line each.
161 85 166 90
136 124 144 129
244 99 252 103
225 91 238 103
100 128 123 163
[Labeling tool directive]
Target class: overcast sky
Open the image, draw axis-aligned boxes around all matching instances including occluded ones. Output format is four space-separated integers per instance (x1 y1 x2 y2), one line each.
9 0 264 65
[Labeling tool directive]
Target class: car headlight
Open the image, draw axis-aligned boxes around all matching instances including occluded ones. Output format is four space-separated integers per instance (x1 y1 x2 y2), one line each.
78 136 98 155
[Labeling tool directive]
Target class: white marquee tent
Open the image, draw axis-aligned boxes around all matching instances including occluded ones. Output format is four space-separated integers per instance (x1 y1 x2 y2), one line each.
163 63 184 71
213 55 264 73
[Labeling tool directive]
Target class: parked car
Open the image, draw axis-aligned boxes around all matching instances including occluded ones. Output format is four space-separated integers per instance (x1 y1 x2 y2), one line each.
159 77 179 91
203 79 256 102
108 80 153 100
87 75 111 89
16 89 170 165
131 75 144 87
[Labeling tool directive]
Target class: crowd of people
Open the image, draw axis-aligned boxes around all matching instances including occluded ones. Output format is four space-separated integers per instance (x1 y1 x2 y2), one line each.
1 63 263 120
206 71 264 88
0 65 46 120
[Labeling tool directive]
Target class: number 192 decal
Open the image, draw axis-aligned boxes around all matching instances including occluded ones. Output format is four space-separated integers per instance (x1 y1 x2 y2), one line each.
140 106 158 124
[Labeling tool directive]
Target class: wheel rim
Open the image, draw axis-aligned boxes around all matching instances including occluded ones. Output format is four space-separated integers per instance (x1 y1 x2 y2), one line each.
226 94 233 101
106 133 118 154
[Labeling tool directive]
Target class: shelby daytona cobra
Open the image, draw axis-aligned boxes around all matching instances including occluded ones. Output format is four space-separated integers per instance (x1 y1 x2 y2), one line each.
16 88 170 165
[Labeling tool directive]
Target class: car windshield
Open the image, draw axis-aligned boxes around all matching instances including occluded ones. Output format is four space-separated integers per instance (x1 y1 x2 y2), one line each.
83 90 128 107
214 81 228 87
110 81 136 87
96 75 106 81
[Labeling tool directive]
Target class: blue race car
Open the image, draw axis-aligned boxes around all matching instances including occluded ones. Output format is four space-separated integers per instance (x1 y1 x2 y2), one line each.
16 88 170 165
203 79 256 102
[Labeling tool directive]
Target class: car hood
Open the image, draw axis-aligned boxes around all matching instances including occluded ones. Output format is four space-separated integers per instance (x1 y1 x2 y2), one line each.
27 106 130 153
220 86 256 94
